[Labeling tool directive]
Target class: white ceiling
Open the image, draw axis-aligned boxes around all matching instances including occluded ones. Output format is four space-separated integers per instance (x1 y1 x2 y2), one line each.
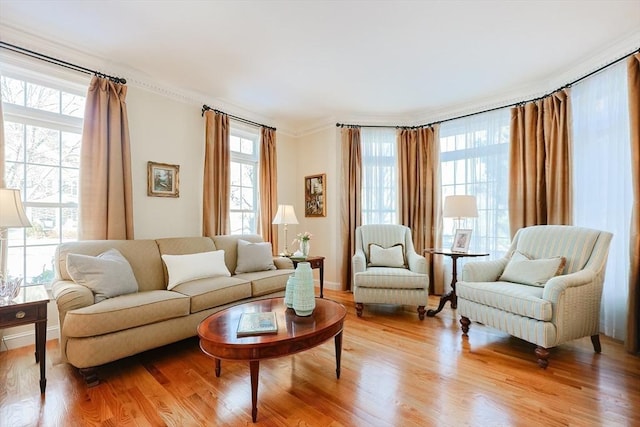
0 0 639 134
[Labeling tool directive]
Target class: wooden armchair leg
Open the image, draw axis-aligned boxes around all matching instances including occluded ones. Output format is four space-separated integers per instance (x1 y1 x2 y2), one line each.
535 346 549 369
591 334 602 353
417 306 426 320
355 303 364 318
460 316 471 335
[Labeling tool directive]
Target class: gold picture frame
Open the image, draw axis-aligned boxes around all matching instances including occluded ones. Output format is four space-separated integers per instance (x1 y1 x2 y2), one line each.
147 161 179 197
305 173 326 217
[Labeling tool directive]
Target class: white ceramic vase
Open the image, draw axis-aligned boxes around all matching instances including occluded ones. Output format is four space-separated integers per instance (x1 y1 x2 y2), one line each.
284 274 296 308
292 262 315 316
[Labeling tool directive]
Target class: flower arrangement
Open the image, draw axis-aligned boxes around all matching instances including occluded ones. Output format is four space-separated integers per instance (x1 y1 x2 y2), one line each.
293 231 312 244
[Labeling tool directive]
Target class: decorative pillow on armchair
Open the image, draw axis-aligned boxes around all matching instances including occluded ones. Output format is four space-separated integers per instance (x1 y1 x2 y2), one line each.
368 243 406 268
499 251 566 287
67 249 139 303
235 239 277 274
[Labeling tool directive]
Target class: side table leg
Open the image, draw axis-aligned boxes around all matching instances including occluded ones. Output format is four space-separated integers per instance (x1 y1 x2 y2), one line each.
215 358 221 377
319 263 324 298
36 320 47 393
427 254 460 317
334 330 343 379
250 360 260 422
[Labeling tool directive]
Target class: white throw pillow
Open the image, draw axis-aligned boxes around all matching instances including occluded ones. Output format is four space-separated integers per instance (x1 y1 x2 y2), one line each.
235 239 276 274
499 251 566 287
368 243 406 268
162 250 230 290
66 249 139 303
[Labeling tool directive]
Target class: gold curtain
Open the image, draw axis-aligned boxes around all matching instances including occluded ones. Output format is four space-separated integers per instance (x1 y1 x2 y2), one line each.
340 127 362 291
259 127 278 254
398 126 444 294
627 53 640 354
79 76 134 240
508 89 572 237
203 110 230 237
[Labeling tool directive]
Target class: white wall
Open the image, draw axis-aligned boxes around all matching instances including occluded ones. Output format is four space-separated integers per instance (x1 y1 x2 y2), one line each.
127 87 204 238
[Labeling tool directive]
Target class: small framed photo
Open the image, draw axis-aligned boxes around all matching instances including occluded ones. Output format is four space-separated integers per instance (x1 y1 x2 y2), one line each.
147 161 179 197
305 173 326 217
452 229 472 253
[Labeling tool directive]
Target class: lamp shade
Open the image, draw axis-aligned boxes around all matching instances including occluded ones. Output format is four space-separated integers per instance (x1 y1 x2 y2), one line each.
272 204 299 225
443 195 478 219
0 188 31 228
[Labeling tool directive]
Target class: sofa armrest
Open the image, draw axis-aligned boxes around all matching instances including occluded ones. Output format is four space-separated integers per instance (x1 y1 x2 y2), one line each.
274 256 294 269
352 249 366 275
407 250 427 274
462 258 509 282
51 280 94 314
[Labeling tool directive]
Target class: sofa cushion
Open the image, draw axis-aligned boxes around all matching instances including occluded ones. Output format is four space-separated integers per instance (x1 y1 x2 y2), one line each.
171 276 252 313
155 237 217 285
66 249 139 303
354 267 427 290
235 239 276 274
457 280 552 321
235 269 293 297
499 251 566 287
368 243 405 268
212 234 265 275
62 290 190 337
162 250 230 290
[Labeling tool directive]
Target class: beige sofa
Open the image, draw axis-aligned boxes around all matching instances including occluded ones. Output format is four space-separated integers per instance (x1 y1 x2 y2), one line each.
52 234 294 383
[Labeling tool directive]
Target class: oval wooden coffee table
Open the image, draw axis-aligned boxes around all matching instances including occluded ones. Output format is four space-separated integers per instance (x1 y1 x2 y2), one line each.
197 297 347 423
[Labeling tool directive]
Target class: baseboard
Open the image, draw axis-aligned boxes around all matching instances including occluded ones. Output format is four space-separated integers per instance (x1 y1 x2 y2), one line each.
0 325 60 352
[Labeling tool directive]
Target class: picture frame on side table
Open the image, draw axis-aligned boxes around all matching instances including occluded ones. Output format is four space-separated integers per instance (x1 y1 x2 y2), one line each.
148 161 180 197
305 173 326 217
452 229 472 253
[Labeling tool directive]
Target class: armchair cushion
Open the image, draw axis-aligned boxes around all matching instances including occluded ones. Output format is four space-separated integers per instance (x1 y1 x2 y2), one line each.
499 251 566 287
368 243 405 268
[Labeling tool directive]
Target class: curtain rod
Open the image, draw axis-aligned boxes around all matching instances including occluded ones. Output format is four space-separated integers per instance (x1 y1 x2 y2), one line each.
0 41 127 84
337 46 640 130
201 105 276 131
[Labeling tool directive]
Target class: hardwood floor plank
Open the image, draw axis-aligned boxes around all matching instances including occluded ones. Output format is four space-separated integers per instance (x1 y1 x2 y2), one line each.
1 290 639 426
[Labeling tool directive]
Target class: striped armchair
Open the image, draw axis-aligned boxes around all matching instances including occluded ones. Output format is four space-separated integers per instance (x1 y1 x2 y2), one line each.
352 224 429 319
457 225 613 368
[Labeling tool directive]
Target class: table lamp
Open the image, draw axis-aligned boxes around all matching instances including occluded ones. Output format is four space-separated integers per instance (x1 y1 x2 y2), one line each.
272 204 298 257
0 188 32 297
443 194 478 232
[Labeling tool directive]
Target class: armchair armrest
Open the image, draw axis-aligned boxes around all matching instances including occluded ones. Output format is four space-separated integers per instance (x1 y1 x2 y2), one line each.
406 250 427 274
352 249 366 275
542 269 597 303
273 256 294 269
462 258 509 282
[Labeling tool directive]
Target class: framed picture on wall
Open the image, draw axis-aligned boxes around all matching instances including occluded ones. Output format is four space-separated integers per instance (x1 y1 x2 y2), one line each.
305 173 326 217
147 161 180 197
452 229 472 253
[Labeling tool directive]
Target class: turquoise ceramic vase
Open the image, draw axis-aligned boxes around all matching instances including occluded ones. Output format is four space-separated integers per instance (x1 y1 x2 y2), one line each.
292 262 315 316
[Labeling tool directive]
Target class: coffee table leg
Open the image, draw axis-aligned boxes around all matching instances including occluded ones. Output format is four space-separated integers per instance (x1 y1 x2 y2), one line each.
334 330 343 379
215 358 221 377
250 360 260 422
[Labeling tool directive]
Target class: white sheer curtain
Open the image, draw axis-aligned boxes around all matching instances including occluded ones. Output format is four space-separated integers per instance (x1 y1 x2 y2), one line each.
361 128 398 224
572 61 631 341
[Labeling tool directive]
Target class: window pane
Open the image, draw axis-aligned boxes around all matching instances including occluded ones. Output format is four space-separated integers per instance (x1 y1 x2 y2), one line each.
1 76 25 106
27 125 60 166
62 207 78 241
61 92 85 118
229 186 241 209
61 131 81 167
61 167 79 203
230 162 241 186
26 165 59 202
26 245 57 284
26 82 60 113
230 135 241 152
240 137 254 155
4 121 25 162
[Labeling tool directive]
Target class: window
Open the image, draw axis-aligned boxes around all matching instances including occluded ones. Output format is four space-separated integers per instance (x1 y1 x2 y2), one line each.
572 61 631 340
1 69 86 285
229 123 259 234
361 127 398 224
439 110 511 258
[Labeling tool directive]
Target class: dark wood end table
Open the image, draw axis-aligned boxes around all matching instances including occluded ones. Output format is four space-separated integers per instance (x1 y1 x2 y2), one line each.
198 297 346 423
291 255 325 298
0 285 49 393
424 248 489 317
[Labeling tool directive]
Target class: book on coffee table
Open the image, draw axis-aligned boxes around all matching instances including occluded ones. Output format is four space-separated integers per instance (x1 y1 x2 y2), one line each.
237 312 278 337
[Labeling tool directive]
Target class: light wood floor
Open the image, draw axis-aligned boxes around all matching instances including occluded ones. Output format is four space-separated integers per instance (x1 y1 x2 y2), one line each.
1 290 639 426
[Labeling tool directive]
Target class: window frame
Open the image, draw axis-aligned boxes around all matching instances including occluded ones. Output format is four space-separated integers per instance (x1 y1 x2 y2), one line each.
228 121 260 235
